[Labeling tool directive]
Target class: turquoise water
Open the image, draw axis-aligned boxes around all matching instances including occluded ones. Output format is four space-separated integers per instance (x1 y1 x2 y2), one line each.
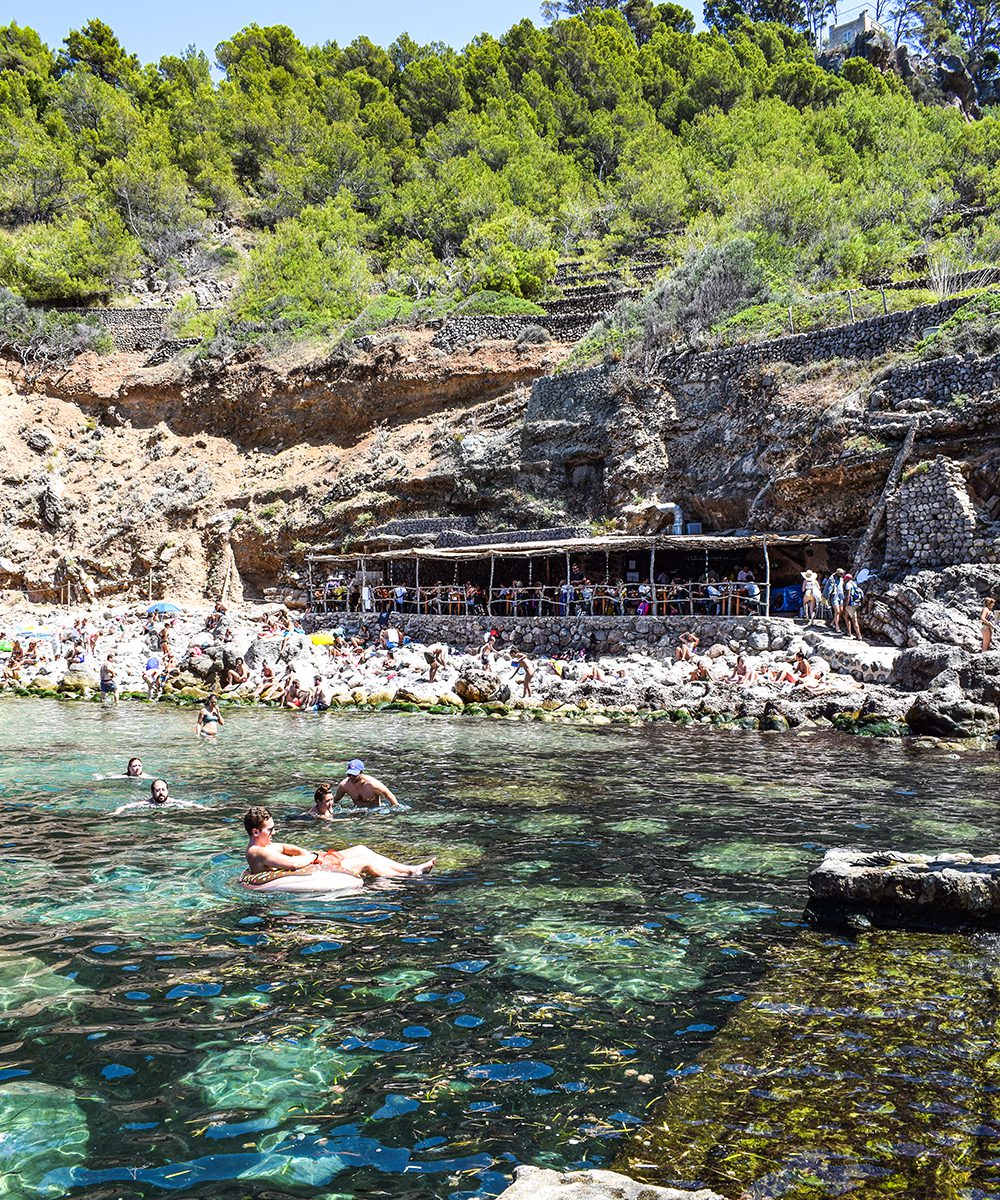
0 700 998 1199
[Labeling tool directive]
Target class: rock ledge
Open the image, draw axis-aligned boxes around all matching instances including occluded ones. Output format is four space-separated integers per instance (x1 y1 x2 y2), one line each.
495 1165 724 1200
807 846 1000 930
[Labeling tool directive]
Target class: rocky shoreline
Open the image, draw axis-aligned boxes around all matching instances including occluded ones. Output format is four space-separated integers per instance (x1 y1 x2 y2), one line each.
2 597 999 748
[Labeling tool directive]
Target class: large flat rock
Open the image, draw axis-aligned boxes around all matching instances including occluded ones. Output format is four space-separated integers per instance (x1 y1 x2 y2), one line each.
496 1166 723 1200
807 846 1000 929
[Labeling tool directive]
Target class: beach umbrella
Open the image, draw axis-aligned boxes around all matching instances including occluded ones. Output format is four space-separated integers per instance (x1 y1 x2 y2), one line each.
310 632 338 645
147 602 183 615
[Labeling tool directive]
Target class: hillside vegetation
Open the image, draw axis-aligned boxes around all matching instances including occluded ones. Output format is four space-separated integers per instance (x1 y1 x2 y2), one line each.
2 11 1000 354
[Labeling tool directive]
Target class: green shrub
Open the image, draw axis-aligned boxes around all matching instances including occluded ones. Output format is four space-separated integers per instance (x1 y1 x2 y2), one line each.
917 291 1000 358
0 287 113 366
452 290 545 316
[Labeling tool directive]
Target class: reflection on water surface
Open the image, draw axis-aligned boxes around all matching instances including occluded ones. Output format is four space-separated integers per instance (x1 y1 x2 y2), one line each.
0 701 996 1198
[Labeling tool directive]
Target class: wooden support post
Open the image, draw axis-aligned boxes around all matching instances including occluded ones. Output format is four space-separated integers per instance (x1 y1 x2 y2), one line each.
881 288 888 315
147 568 152 603
650 543 657 615
848 290 855 321
763 537 771 617
415 556 421 614
488 554 495 615
307 556 314 612
788 306 795 334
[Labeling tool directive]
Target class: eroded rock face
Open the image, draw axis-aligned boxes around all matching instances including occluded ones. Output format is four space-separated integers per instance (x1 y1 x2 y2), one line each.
495 1166 724 1200
887 643 968 691
905 686 999 739
808 847 1000 928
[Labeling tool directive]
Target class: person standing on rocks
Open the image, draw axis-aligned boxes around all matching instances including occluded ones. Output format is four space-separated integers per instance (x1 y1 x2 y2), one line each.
843 574 864 641
801 570 821 623
99 654 119 704
829 569 846 633
511 651 534 697
982 597 998 651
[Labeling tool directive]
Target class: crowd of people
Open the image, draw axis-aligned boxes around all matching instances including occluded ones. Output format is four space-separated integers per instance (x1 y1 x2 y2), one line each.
311 570 767 618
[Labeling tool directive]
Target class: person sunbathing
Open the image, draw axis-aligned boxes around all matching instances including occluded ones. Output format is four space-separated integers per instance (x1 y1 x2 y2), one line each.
729 654 759 684
243 807 433 879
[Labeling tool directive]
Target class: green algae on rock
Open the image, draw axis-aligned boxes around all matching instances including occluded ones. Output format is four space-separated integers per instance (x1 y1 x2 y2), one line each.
617 931 1000 1199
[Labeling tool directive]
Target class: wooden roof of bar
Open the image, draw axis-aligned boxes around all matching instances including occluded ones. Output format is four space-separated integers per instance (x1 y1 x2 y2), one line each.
307 532 834 563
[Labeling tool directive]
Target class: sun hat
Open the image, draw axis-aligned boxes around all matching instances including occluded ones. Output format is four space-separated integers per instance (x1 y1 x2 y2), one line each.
801 570 817 581
346 758 365 776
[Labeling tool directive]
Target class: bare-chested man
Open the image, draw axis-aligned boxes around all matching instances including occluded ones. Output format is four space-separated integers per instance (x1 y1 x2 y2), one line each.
333 759 400 809
243 806 434 878
113 778 204 814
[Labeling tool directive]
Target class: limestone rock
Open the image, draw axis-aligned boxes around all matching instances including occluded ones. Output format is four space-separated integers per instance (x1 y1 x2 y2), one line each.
454 662 510 704
957 652 1000 705
495 1166 724 1200
808 847 1000 929
58 670 99 694
905 685 999 739
887 643 968 691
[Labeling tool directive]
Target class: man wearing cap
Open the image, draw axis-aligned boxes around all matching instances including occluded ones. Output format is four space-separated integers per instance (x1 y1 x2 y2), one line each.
334 760 400 809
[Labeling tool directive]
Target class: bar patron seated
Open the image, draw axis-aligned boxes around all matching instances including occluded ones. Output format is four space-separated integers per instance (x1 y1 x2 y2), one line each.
305 528 840 622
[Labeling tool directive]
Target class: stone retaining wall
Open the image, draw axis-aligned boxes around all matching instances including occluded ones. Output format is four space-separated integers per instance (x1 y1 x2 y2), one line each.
686 297 967 381
885 455 1000 569
430 313 596 351
872 350 1000 408
60 307 170 352
372 516 472 538
306 611 798 657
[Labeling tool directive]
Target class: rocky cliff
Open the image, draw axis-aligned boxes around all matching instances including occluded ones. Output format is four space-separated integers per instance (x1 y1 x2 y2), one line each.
1 299 998 609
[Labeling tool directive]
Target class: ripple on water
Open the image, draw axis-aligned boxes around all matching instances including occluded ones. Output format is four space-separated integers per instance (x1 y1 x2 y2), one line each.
1 699 997 1198
0 1081 90 1196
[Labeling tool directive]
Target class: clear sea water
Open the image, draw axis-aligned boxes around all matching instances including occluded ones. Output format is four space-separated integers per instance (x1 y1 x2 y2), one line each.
1 700 998 1199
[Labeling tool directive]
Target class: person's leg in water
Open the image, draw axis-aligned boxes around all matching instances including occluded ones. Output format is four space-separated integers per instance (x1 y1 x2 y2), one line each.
320 845 435 877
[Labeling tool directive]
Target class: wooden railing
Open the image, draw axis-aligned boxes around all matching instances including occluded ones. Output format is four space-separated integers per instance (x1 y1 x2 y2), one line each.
310 582 772 618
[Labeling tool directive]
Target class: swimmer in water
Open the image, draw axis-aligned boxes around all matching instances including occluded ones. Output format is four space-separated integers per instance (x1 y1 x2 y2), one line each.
301 782 340 821
244 806 434 877
196 695 225 737
333 759 400 809
125 757 144 777
113 778 204 814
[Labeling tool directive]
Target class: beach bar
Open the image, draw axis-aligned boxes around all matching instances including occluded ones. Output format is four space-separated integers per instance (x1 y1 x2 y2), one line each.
305 531 837 621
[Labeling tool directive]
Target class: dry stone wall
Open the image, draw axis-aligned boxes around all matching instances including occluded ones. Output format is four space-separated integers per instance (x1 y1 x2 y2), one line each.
307 611 794 657
60 307 169 352
687 297 966 381
872 350 1000 409
885 455 999 569
430 313 595 351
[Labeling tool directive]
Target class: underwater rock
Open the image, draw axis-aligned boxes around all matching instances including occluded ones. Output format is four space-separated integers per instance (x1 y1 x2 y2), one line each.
807 846 1000 929
0 1081 90 1195
495 1165 724 1200
617 930 1000 1196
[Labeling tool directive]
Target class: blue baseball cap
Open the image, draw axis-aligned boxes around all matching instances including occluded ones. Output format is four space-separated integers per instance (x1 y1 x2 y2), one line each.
346 759 365 776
